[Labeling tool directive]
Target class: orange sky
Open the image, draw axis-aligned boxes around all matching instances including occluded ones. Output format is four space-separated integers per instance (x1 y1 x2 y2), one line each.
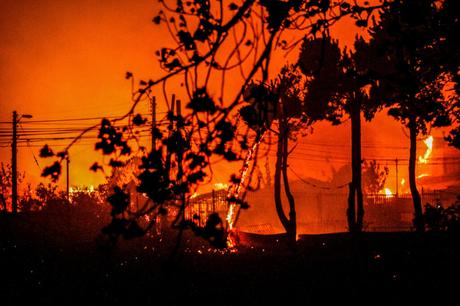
0 0 458 194
0 0 165 188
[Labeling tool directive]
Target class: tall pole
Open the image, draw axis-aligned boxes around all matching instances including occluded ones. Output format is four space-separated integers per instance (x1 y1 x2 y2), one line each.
395 158 399 197
66 155 70 201
151 96 156 151
176 99 185 220
12 111 18 214
176 99 182 179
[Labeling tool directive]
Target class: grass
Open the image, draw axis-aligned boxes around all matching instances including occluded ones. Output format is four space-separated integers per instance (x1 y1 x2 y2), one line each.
0 208 458 305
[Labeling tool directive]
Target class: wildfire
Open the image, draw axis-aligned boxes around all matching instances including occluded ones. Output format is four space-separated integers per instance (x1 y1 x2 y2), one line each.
69 185 95 195
226 137 263 231
214 183 229 190
225 134 265 248
379 187 394 198
418 136 433 164
383 188 394 198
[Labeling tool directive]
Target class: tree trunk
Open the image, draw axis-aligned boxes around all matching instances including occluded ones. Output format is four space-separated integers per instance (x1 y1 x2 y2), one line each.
274 115 296 248
347 99 364 232
409 118 424 232
274 128 289 231
282 122 297 247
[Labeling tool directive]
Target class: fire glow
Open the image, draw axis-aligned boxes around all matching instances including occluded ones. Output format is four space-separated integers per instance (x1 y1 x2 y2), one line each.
225 135 264 248
419 136 433 164
378 187 394 198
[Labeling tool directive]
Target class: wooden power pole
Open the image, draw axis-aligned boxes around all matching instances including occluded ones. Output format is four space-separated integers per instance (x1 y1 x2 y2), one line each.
11 111 18 214
66 155 70 201
151 96 156 151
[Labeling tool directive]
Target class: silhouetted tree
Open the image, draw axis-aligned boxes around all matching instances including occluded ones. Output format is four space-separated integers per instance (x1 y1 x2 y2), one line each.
298 35 382 232
437 0 460 148
362 160 389 194
39 0 389 246
240 65 313 246
0 162 24 213
365 0 456 232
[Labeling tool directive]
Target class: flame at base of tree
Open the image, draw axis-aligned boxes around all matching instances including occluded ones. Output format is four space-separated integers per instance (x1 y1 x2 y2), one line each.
225 134 264 248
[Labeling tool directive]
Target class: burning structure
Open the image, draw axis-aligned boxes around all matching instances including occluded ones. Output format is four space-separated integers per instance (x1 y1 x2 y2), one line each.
182 132 460 237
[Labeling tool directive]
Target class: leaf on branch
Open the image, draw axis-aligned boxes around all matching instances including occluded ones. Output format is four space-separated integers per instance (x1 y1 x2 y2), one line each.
223 149 238 161
133 113 147 126
41 161 61 182
229 3 239 11
89 162 103 173
56 151 67 159
340 2 350 12
186 152 206 170
107 186 130 216
172 182 189 195
39 145 54 158
215 119 235 143
164 58 182 71
109 159 125 168
260 0 292 31
355 19 368 27
152 15 161 24
95 118 131 156
186 87 218 114
178 30 196 50
187 170 206 184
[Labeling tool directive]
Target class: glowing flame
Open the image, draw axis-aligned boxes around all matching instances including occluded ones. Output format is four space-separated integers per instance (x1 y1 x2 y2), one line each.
69 185 95 195
214 183 229 190
226 138 262 231
417 173 429 179
226 134 265 248
401 178 405 186
418 136 433 164
380 188 394 198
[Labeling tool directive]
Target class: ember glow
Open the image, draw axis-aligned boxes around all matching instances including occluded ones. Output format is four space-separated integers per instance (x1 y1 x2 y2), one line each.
383 188 394 198
419 136 434 164
226 135 264 248
226 138 263 230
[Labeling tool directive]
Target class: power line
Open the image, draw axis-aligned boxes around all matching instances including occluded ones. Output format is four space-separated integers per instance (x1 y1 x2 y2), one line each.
288 167 349 190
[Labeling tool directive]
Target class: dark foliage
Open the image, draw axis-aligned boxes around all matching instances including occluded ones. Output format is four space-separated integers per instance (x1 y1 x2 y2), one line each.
424 197 460 233
95 119 131 156
107 186 130 216
41 162 61 182
39 145 54 158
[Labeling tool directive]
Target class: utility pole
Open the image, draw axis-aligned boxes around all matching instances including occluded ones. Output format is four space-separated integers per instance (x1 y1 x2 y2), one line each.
176 98 182 180
165 95 175 174
151 96 156 151
66 155 70 201
176 99 186 220
395 158 399 197
11 111 18 214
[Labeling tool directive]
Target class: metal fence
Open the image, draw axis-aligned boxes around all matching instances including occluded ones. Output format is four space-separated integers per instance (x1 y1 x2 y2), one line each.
184 188 450 233
185 189 228 227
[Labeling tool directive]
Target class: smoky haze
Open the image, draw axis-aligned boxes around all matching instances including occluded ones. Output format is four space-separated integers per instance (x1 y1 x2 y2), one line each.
0 0 458 198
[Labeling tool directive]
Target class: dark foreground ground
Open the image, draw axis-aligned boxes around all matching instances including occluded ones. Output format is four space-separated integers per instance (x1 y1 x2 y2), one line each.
0 211 458 305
